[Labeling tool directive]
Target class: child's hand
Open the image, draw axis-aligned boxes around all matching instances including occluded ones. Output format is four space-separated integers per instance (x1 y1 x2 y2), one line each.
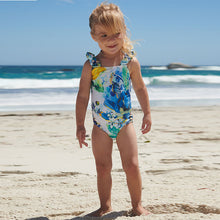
76 127 88 148
141 113 152 134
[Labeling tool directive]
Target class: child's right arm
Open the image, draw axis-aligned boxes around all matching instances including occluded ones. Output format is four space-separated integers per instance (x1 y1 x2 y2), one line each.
75 60 92 148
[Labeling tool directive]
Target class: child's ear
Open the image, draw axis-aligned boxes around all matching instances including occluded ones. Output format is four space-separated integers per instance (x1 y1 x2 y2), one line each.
91 32 97 42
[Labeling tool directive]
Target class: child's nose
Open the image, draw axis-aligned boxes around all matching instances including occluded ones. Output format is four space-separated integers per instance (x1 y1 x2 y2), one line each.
108 35 117 42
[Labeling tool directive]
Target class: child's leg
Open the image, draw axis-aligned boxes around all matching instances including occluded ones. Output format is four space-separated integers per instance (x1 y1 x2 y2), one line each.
116 123 150 216
89 125 113 217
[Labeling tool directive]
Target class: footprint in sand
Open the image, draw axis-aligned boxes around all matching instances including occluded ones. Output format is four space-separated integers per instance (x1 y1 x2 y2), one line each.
0 170 33 176
144 203 220 214
43 172 82 177
145 165 220 175
160 158 203 164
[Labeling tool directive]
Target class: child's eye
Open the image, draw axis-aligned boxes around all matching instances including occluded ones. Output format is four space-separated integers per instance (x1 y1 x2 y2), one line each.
101 34 107 38
115 32 121 38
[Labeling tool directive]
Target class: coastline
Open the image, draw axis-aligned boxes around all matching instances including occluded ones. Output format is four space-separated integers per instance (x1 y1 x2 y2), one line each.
0 106 220 219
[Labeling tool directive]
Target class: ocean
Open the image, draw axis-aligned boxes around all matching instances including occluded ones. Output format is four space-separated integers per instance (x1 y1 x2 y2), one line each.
0 65 220 111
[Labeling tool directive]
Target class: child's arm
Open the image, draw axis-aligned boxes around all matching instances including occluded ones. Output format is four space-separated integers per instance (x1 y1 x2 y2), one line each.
75 60 92 148
128 57 152 134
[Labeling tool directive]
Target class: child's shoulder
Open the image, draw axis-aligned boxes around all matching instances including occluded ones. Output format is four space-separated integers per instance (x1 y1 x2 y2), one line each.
83 59 91 67
128 56 140 70
82 59 92 74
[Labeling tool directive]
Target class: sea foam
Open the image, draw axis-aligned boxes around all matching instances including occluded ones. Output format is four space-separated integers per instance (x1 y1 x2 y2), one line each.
1 75 220 90
0 78 80 89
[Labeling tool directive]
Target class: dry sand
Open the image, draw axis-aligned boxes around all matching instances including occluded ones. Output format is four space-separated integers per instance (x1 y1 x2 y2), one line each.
0 106 220 220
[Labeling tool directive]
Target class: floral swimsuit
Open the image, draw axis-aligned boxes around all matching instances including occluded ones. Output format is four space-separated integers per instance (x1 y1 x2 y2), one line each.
87 52 133 138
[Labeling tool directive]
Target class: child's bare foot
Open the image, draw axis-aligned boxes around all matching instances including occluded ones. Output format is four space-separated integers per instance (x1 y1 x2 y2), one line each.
127 206 151 216
87 207 112 217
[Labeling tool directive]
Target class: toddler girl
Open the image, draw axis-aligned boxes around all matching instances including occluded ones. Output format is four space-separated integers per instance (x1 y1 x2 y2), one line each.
76 2 151 217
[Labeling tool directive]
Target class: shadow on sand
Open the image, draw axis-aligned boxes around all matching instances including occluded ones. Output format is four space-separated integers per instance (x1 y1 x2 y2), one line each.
70 211 127 220
25 210 128 220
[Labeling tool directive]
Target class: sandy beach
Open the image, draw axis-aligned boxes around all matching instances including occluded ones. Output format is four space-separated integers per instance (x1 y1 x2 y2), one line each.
0 106 220 220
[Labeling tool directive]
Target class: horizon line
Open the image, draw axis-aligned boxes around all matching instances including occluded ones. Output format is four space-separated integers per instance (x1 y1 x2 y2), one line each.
1 64 220 66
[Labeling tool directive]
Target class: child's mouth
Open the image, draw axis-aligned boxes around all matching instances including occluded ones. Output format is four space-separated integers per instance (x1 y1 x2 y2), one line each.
107 44 117 49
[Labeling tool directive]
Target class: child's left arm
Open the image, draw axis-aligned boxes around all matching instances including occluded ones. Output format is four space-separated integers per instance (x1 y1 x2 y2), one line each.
128 57 152 134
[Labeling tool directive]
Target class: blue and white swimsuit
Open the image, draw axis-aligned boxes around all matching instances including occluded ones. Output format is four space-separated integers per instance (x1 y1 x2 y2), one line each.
87 52 133 138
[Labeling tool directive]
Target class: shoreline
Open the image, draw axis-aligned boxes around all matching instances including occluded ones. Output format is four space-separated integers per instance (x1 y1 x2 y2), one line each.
0 104 220 114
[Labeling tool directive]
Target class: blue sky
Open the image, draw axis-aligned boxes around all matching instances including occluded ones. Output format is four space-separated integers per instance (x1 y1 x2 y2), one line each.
0 0 219 65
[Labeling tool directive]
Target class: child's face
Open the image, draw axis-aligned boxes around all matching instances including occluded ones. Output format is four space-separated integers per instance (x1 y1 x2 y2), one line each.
91 25 124 55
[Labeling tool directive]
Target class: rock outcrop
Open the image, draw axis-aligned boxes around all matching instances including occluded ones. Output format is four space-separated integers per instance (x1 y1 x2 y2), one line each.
167 63 195 69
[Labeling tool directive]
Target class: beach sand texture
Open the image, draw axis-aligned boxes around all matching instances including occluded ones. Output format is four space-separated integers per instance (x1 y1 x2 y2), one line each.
0 106 220 220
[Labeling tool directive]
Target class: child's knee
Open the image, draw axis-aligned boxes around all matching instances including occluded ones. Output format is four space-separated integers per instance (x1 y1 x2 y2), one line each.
96 162 112 176
123 160 139 175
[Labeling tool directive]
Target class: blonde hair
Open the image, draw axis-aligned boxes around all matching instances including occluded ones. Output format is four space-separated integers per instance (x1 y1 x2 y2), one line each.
89 2 135 57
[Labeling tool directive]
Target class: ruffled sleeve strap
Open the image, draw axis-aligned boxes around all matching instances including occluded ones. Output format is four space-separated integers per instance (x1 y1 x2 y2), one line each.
121 50 135 65
86 52 100 67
